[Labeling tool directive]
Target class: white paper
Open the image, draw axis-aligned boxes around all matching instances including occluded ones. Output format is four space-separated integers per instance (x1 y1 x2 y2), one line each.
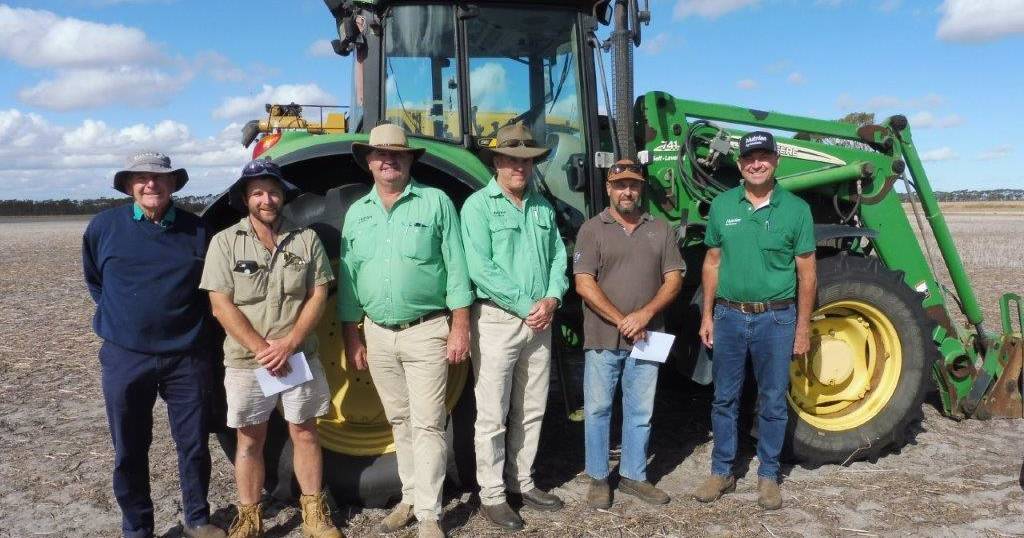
629 331 676 363
253 351 314 397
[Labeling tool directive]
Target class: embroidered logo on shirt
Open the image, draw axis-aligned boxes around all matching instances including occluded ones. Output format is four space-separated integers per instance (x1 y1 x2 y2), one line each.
573 251 583 262
725 218 742 226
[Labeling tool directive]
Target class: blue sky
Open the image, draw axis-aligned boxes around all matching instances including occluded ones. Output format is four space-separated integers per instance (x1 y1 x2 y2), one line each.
0 0 1021 199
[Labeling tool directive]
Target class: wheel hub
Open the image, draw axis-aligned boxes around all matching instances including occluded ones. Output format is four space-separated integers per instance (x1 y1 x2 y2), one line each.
811 336 855 386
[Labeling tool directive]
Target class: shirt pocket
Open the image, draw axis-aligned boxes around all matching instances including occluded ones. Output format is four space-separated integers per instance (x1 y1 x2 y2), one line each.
758 231 793 271
489 219 520 253
349 221 378 260
233 269 268 305
401 220 439 261
282 257 309 298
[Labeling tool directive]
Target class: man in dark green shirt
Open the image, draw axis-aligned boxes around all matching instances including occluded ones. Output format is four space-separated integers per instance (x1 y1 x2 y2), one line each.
461 123 568 530
338 124 473 538
693 131 817 510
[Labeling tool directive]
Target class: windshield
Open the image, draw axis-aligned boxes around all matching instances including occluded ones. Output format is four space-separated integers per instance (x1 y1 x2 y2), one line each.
382 4 461 141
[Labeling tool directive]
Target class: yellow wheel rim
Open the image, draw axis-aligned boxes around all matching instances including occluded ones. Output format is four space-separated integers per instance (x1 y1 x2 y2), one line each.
313 276 468 456
788 299 902 431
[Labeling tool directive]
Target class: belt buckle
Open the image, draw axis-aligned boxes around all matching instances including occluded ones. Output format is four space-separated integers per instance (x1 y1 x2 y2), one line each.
753 302 766 314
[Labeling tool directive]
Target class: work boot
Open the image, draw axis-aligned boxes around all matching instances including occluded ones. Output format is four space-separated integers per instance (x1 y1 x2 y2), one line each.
692 474 736 503
299 490 344 538
227 503 263 538
417 519 445 538
378 503 415 533
757 478 783 510
183 523 226 538
480 502 524 531
586 477 612 509
618 478 670 505
518 488 564 511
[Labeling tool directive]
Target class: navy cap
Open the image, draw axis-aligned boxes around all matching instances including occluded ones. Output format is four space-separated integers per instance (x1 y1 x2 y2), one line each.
228 158 299 213
738 131 777 157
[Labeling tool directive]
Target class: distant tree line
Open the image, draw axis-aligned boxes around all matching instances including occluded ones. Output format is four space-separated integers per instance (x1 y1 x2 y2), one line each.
899 189 1024 202
0 195 217 216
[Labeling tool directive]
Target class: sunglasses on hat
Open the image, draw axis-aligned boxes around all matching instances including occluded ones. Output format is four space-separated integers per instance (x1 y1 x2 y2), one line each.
609 162 642 176
242 159 283 178
497 138 539 149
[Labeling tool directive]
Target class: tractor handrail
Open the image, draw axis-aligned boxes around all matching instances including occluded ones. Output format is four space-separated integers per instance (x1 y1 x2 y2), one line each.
1000 293 1023 337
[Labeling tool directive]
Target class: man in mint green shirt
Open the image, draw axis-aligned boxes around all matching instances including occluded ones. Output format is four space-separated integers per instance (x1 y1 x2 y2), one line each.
460 123 568 530
337 124 472 538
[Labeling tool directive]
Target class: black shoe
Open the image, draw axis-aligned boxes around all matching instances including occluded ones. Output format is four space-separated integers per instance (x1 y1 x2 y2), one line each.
480 502 524 531
618 478 670 505
518 488 564 512
586 477 612 509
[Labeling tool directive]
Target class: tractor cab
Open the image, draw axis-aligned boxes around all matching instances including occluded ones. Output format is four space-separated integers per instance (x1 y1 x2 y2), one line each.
329 0 613 219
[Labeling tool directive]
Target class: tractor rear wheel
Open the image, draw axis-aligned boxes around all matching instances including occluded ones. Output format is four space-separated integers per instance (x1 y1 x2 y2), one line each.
786 253 932 464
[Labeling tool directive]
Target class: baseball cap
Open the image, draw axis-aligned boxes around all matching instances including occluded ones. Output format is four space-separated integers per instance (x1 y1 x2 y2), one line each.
738 131 777 157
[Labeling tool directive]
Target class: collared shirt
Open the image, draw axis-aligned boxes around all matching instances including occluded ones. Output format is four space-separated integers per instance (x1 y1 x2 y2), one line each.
705 184 815 302
199 215 334 368
338 180 474 325
133 202 177 227
460 178 568 318
573 209 686 351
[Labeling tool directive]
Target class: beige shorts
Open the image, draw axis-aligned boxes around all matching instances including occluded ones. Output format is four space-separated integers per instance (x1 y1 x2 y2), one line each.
224 355 331 428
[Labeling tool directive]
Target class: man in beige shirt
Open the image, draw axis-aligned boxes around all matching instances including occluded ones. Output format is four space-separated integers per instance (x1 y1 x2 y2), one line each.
200 159 342 538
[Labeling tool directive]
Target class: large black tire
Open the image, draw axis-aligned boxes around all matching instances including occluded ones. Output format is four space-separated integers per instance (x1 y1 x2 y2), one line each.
787 253 933 465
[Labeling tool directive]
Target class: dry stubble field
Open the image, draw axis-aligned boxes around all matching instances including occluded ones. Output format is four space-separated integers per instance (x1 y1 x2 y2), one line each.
1 207 1022 538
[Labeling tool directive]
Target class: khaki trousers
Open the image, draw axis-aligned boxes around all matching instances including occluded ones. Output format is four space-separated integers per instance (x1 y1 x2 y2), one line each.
471 302 552 506
364 315 450 522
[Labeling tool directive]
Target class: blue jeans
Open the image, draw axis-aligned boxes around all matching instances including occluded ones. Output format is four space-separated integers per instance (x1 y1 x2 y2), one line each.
100 341 213 538
584 349 660 482
710 303 796 480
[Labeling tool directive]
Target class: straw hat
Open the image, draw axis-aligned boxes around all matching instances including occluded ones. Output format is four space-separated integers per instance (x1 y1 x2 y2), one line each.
352 123 426 171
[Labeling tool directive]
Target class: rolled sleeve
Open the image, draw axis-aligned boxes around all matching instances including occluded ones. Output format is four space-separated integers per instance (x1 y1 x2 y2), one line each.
199 233 235 295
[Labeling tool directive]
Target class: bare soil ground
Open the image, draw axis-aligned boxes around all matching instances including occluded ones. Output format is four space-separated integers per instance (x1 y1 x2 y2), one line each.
1 214 1022 538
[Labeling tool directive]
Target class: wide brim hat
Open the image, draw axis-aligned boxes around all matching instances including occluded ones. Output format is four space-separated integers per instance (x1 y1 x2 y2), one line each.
478 122 551 169
113 151 189 194
228 159 300 213
352 123 426 171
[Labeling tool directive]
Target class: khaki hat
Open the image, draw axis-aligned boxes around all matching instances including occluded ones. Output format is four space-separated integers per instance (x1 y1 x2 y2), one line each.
477 122 551 168
606 159 645 182
352 123 426 171
113 151 189 194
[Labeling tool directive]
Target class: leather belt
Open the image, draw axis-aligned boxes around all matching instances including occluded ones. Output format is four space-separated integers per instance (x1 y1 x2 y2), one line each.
715 298 795 314
372 310 447 331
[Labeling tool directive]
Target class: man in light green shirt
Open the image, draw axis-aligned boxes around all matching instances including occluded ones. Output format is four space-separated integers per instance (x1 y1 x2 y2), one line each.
460 123 568 530
337 124 472 538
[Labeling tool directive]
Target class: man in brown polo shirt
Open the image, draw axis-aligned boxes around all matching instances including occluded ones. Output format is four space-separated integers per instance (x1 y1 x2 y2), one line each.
572 159 684 509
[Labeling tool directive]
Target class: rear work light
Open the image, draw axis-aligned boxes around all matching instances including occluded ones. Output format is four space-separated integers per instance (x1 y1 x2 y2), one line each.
252 132 282 159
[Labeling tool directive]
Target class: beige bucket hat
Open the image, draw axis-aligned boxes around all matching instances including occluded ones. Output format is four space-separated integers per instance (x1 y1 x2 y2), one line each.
352 123 426 171
478 122 551 168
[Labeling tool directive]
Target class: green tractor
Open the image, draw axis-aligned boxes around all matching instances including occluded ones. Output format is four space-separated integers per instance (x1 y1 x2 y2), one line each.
202 0 1024 506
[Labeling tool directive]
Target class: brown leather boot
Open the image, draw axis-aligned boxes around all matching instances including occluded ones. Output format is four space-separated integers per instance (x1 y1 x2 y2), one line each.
378 503 415 533
757 478 783 510
417 519 445 538
618 478 670 505
692 474 736 503
227 503 263 538
586 477 612 509
299 490 344 538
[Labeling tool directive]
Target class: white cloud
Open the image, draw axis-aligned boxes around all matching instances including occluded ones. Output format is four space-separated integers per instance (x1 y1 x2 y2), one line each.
640 33 673 55
18 67 191 111
469 63 510 111
920 147 959 162
736 79 758 90
787 72 806 85
977 144 1013 160
0 108 249 198
673 0 759 20
837 93 946 112
908 111 965 129
0 4 161 69
308 39 336 58
213 84 338 120
937 0 1024 42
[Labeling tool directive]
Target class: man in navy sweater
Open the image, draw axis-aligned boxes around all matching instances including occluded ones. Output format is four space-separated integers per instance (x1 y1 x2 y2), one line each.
82 152 224 538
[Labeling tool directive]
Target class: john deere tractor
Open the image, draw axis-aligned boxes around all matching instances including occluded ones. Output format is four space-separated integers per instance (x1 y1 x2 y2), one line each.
202 0 1023 506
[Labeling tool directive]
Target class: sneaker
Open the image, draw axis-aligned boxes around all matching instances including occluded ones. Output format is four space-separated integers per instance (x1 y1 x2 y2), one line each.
299 490 344 538
618 478 670 505
692 474 736 503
